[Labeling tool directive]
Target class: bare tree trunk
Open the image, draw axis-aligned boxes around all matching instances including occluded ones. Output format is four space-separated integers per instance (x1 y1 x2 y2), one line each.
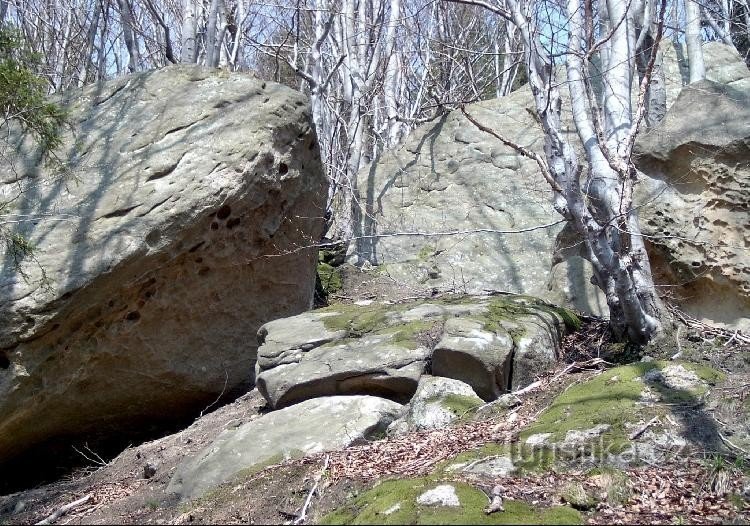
383 0 404 148
117 0 140 72
79 1 102 86
205 0 222 67
181 0 198 63
685 0 705 82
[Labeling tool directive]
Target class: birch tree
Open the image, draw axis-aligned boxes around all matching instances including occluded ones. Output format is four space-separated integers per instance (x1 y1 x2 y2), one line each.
451 0 671 343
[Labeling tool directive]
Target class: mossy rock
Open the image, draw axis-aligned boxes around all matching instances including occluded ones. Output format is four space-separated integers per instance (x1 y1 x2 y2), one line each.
482 296 581 335
318 261 343 295
436 393 483 418
320 478 582 525
517 360 724 461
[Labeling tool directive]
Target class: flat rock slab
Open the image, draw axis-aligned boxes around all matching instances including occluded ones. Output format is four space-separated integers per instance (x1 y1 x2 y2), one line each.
256 296 568 408
168 395 402 500
0 65 327 466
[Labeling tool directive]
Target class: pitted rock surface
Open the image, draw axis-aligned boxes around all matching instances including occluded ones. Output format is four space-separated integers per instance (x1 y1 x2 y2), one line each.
634 79 750 330
0 66 327 465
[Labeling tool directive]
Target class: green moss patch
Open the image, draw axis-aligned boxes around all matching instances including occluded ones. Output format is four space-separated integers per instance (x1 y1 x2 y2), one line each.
320 478 582 525
482 296 581 334
318 262 343 295
319 302 396 336
519 363 656 454
433 394 483 418
375 321 437 350
517 360 724 459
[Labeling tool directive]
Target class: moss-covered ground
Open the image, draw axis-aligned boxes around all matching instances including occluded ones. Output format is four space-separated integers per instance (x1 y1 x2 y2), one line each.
320 478 582 525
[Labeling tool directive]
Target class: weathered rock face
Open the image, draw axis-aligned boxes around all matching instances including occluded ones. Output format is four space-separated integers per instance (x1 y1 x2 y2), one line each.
432 318 514 401
168 395 403 500
352 42 749 329
634 80 750 330
352 86 607 316
255 295 572 409
0 66 327 465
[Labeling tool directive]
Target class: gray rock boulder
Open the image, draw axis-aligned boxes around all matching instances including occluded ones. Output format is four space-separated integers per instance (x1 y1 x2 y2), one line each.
508 311 565 391
0 66 327 465
257 330 429 409
168 395 402 500
399 375 483 431
256 296 569 408
352 86 607 317
634 80 750 330
432 318 514 401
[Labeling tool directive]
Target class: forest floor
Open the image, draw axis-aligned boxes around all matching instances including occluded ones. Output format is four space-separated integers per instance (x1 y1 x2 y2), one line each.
2 267 750 525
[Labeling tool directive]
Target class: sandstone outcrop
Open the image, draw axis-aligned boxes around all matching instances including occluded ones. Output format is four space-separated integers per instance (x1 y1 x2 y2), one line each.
0 66 327 465
352 42 750 329
255 296 572 409
168 395 402 500
634 80 750 330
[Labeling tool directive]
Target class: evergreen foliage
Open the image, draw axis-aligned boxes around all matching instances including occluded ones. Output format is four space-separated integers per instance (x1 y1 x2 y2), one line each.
0 24 66 276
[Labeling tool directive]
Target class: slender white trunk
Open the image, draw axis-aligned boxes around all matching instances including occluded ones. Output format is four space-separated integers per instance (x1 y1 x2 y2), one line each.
383 0 403 148
685 0 705 82
180 0 198 63
117 0 140 72
205 0 221 67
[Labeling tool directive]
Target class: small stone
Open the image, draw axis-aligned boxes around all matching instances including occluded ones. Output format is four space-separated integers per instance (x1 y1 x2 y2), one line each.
143 462 158 479
463 456 516 477
525 433 553 448
561 424 611 448
417 485 461 507
383 503 402 515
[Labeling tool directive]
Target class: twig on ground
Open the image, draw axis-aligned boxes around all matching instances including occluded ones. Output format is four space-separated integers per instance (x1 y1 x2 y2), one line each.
199 370 228 417
512 380 542 396
35 495 92 525
629 416 660 440
293 454 330 525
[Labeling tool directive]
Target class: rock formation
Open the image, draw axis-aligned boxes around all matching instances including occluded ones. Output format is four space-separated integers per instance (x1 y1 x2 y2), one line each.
0 66 327 466
168 395 402 500
635 80 750 330
351 42 750 329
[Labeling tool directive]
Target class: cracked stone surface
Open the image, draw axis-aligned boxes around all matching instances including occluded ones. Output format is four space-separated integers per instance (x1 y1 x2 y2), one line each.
0 65 327 466
432 317 514 401
168 395 402 500
256 311 430 409
256 298 567 408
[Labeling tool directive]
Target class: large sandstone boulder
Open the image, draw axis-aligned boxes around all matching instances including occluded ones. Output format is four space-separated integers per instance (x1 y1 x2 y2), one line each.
352 42 749 329
0 66 327 466
352 86 607 316
634 80 750 330
168 395 403 500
